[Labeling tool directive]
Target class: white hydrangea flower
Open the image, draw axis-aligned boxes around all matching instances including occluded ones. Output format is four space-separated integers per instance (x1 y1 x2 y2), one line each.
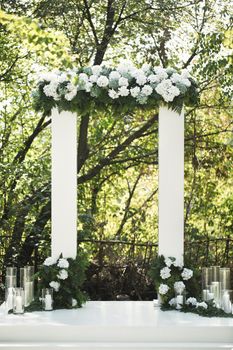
89 75 98 83
136 74 147 86
171 73 191 87
43 257 56 266
148 74 160 83
130 86 140 97
174 281 185 294
118 86 129 96
108 89 119 99
64 82 78 101
43 83 60 100
72 298 78 307
173 258 184 269
153 67 168 80
118 77 129 87
79 73 89 82
116 60 134 74
158 283 169 295
181 268 193 281
57 269 68 280
186 297 197 306
169 298 177 306
165 257 173 267
181 78 191 87
109 71 121 80
160 266 171 279
181 69 190 79
155 79 180 102
57 258 69 269
49 281 60 292
142 63 151 73
141 85 153 96
96 75 109 87
84 82 93 92
39 71 60 82
91 65 102 76
196 301 208 309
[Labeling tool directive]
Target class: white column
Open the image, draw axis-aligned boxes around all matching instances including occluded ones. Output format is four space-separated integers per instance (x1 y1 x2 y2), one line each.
158 106 184 261
51 108 77 259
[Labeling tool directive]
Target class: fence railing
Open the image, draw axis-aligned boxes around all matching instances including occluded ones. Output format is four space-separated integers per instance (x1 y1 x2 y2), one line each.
0 235 232 300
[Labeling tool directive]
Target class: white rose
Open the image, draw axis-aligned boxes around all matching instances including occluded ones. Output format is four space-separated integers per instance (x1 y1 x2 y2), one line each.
118 86 129 96
57 258 69 269
160 266 171 279
43 257 56 266
57 269 68 280
181 268 193 281
141 85 153 96
49 281 60 292
158 283 169 295
118 77 129 87
130 86 140 98
96 75 109 87
108 89 119 99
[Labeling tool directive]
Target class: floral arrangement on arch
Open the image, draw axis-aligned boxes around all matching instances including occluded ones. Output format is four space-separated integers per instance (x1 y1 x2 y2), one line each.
149 255 233 318
33 61 199 116
34 250 88 310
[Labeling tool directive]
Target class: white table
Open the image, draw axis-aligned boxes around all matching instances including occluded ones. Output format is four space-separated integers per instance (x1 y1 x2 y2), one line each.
0 301 233 349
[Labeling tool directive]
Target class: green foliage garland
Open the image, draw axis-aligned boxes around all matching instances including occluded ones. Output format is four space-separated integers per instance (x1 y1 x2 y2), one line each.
32 64 199 117
30 249 88 311
150 255 233 318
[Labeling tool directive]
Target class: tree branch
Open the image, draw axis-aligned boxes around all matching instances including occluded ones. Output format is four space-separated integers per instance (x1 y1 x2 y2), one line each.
78 114 158 184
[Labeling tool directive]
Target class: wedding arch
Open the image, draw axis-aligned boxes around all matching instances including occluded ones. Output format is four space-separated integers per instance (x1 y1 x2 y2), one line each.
33 62 198 261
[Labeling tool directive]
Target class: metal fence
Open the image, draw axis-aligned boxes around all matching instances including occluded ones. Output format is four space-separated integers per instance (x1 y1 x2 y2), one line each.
0 235 233 300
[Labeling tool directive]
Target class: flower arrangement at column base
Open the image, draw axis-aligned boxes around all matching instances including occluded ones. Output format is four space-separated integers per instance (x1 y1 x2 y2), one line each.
150 255 233 318
25 249 88 312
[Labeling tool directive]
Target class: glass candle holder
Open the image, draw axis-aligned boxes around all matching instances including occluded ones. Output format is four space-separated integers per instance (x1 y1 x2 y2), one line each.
5 267 17 288
211 266 220 282
210 281 221 308
175 290 186 309
6 267 17 277
5 266 17 311
220 268 231 290
221 290 232 314
13 288 24 314
20 266 34 307
202 267 212 289
42 288 53 311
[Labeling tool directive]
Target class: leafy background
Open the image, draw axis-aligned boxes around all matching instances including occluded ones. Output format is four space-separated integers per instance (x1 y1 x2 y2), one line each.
0 0 232 301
